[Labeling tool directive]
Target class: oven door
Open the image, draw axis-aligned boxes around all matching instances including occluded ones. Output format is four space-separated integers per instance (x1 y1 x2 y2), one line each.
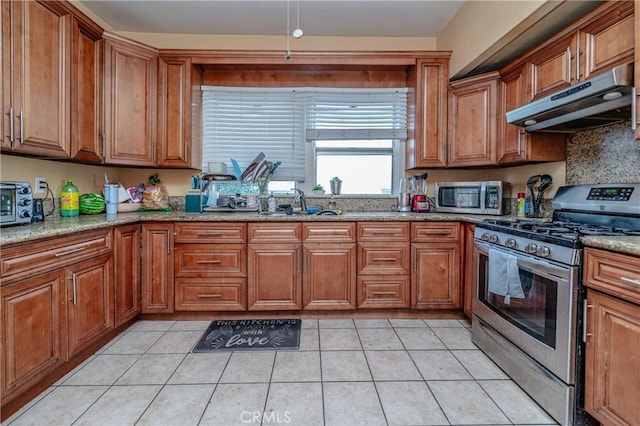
473 239 578 384
0 184 16 225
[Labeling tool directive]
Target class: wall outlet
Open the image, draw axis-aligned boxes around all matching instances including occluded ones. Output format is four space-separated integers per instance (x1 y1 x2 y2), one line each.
35 177 48 194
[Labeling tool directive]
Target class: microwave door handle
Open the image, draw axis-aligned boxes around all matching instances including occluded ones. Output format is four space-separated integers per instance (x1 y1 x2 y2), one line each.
480 184 487 209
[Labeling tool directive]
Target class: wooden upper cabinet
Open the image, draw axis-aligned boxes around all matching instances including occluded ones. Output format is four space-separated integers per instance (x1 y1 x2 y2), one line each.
635 0 640 140
497 66 565 164
70 17 103 163
157 56 202 168
103 33 158 166
527 33 577 101
407 57 449 168
2 1 71 158
447 72 499 167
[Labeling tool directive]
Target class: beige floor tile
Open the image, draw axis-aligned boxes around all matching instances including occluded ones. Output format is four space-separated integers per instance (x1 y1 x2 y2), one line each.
389 319 427 328
272 351 321 382
354 319 391 328
170 320 212 331
480 380 557 424
318 319 355 329
357 328 404 350
319 328 362 350
168 352 231 384
61 354 140 386
365 350 422 381
428 380 511 425
299 328 320 351
410 350 472 380
264 382 324 426
395 327 447 350
321 350 372 382
101 331 164 355
453 349 510 380
74 385 161 425
136 384 215 426
53 355 96 385
425 319 466 328
376 381 449 425
301 319 318 329
2 387 54 424
219 351 275 383
147 331 202 354
130 320 176 331
115 353 185 385
323 382 386 426
200 383 269 426
432 326 476 349
458 318 472 328
8 386 108 426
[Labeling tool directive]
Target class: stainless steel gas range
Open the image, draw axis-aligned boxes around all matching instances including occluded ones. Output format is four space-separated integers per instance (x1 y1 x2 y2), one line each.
472 183 640 426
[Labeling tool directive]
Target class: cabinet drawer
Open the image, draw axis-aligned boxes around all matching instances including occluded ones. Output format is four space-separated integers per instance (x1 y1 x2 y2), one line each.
174 244 246 277
584 248 640 305
411 222 460 242
248 223 302 243
174 222 246 243
1 229 112 281
175 278 246 311
303 223 356 243
357 242 410 275
357 222 409 242
357 275 410 308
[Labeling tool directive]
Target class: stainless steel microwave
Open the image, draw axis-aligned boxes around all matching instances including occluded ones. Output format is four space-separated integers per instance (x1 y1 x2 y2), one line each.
435 181 511 215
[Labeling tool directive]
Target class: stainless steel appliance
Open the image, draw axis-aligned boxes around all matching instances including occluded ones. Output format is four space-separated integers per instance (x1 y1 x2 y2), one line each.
435 181 510 215
472 183 640 426
0 181 33 227
506 63 634 133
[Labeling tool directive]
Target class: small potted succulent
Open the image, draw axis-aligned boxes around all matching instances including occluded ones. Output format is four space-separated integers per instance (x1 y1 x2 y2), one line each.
312 184 325 195
329 176 342 195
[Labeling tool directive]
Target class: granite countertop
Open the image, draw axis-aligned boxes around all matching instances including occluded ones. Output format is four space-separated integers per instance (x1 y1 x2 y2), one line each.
2 211 639 257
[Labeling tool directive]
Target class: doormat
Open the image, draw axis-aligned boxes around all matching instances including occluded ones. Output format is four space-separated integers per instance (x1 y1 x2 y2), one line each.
193 319 301 352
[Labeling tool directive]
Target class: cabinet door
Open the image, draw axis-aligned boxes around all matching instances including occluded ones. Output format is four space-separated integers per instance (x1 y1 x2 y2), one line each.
412 242 461 309
114 225 140 327
585 290 640 426
70 17 103 163
66 254 113 359
447 72 498 167
303 243 356 310
157 56 202 168
248 243 302 310
1 270 65 402
528 33 578 101
141 223 174 313
6 1 70 157
407 57 449 168
1 2 8 151
104 34 157 166
635 0 640 140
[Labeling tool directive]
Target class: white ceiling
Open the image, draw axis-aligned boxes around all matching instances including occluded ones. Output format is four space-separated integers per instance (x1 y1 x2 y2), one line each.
79 1 465 37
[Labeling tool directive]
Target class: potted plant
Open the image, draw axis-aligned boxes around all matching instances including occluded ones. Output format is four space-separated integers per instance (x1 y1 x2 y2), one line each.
330 176 342 195
312 184 325 195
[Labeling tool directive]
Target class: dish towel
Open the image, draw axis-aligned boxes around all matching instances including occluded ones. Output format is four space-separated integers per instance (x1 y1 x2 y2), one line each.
488 248 525 304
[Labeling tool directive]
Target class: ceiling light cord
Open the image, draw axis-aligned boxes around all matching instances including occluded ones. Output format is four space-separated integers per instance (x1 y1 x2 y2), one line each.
285 0 291 59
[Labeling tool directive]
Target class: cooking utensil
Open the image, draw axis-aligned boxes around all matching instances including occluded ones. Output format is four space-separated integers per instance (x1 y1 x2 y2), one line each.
526 175 541 216
230 158 242 180
533 174 553 216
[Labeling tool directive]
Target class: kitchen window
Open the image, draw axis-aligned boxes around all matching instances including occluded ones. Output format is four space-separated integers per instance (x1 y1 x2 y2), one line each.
202 87 407 194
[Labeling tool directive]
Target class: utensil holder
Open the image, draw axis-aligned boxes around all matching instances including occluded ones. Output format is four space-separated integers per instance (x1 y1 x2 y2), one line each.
330 181 342 195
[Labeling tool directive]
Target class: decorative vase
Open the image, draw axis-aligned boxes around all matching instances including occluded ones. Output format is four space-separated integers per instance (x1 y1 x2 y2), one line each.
330 181 341 195
312 189 325 195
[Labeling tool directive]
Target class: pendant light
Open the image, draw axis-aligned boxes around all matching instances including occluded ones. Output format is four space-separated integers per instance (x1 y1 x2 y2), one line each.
293 1 303 38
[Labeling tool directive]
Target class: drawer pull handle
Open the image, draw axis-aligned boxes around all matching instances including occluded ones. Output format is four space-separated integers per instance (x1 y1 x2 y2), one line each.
373 291 396 296
620 277 640 286
197 294 222 298
198 232 222 237
55 247 87 257
371 231 398 235
422 232 451 236
373 257 396 262
196 260 222 264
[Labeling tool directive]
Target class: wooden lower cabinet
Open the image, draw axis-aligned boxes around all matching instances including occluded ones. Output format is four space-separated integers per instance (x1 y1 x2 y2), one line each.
66 254 113 359
114 225 140 326
141 223 174 313
1 270 66 403
175 278 246 311
585 290 640 426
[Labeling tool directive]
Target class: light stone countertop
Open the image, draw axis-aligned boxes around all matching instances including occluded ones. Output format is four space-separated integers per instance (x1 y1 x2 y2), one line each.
1 210 638 257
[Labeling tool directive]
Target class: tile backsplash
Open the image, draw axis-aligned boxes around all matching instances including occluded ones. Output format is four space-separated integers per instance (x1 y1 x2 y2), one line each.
566 120 640 185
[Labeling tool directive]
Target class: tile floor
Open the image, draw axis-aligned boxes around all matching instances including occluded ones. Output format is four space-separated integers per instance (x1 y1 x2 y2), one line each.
3 319 558 426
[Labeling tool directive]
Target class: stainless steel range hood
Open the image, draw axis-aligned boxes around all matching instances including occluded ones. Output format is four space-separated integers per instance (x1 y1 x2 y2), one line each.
506 63 634 133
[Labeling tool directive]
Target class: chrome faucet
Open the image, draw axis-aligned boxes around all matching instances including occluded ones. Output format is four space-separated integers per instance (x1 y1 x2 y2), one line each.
291 188 307 212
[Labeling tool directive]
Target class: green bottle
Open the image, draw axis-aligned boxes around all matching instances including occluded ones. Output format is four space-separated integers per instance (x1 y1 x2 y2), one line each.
60 180 79 217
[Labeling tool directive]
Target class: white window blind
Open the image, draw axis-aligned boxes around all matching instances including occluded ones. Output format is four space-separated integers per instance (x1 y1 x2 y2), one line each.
202 87 306 181
305 88 408 140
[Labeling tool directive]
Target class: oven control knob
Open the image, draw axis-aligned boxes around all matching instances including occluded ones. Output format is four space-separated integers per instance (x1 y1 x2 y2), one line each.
481 233 491 241
489 234 499 243
525 243 537 254
18 210 31 218
505 238 517 248
539 246 551 257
